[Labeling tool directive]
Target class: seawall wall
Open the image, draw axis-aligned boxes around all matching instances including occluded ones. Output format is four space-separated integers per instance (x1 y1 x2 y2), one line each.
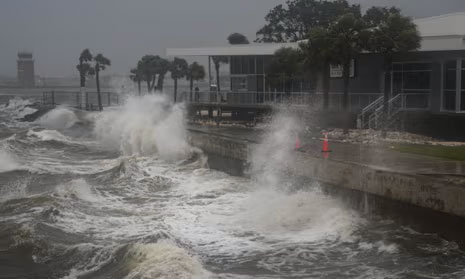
188 127 465 246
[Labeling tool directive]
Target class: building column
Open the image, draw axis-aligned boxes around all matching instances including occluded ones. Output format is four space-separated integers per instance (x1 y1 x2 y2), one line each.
440 61 444 111
208 56 212 89
456 59 462 112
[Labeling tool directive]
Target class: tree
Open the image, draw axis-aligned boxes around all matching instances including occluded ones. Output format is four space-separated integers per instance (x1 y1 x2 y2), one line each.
130 66 144 95
154 57 171 92
93 54 111 111
227 33 250 44
211 56 228 93
76 49 94 89
268 47 304 94
170 57 188 103
138 55 158 93
364 7 421 136
186 62 206 101
300 27 336 110
329 13 366 134
256 0 360 42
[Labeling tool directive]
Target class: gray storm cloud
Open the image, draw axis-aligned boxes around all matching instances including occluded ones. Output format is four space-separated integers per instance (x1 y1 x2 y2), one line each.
1 0 464 77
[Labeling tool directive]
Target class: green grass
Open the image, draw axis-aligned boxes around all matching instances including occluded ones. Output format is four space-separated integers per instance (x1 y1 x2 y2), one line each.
392 143 465 161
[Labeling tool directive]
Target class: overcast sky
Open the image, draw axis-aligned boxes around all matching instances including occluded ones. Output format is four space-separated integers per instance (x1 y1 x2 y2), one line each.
1 0 465 77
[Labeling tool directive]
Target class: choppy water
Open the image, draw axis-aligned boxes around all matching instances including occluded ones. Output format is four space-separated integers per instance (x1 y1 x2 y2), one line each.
1 95 465 279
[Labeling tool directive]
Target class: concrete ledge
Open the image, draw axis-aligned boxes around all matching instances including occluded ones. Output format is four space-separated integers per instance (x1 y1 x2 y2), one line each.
188 128 465 218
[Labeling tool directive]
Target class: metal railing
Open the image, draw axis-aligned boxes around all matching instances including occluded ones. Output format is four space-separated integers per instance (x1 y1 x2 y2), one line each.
42 91 119 110
358 93 430 129
180 90 383 111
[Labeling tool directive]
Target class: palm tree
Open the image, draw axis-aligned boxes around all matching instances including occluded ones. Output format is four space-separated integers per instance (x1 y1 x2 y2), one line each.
300 28 335 110
170 57 188 103
130 66 143 95
154 57 170 92
364 7 421 137
330 13 366 134
211 56 228 93
186 62 206 101
93 54 111 111
77 49 93 89
138 55 158 93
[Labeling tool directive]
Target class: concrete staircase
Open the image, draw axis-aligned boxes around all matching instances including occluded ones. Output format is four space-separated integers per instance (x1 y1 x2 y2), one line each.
357 94 404 130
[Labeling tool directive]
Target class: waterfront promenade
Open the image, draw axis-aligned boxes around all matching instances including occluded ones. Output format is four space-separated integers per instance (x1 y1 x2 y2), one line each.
188 124 465 179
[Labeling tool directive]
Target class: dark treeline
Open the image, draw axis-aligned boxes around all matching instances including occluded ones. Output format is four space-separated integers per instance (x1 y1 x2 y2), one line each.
259 0 421 133
129 55 206 103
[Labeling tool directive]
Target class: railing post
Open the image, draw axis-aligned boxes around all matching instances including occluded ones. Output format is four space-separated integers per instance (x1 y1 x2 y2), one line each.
85 92 89 111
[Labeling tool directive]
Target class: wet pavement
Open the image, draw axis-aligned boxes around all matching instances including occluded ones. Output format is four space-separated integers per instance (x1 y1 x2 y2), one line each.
188 124 465 177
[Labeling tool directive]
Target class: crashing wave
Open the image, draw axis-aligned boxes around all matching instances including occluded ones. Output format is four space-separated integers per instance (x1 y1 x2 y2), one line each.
124 241 210 279
37 107 78 129
93 95 191 161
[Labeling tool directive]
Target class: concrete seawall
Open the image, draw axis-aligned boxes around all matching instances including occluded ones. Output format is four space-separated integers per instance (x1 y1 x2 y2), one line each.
188 127 465 246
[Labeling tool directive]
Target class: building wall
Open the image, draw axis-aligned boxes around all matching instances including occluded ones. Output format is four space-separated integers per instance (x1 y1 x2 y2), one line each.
17 53 35 88
324 54 384 94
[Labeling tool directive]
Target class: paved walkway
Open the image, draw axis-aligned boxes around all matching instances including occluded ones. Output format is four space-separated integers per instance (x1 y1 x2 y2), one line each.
188 124 465 177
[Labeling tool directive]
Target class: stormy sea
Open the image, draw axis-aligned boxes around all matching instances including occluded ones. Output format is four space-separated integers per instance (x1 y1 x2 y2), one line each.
1 94 465 279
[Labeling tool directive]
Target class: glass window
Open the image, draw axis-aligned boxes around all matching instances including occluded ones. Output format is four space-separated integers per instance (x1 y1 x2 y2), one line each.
257 75 264 92
231 57 241 75
248 57 255 74
231 77 247 91
444 61 457 90
444 91 456 111
443 61 457 111
403 71 430 90
241 57 248 75
403 63 432 71
461 91 465 111
257 57 264 74
393 63 403 71
461 60 465 91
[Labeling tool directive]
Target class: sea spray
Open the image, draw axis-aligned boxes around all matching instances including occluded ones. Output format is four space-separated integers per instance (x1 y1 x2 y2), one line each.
94 95 191 161
124 241 209 279
240 109 362 242
0 148 21 173
37 107 78 130
249 109 302 189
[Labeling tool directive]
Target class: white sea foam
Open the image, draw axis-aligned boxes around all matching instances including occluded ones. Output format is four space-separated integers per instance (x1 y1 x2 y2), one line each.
124 241 209 279
94 95 190 161
0 148 20 173
233 188 361 242
1 97 37 120
27 129 74 143
37 107 78 129
55 179 101 203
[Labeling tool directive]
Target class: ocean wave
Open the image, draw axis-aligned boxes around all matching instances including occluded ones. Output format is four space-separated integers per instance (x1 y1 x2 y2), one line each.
1 97 38 120
27 129 76 144
54 179 102 203
123 241 210 279
93 95 191 161
37 107 78 130
0 148 21 173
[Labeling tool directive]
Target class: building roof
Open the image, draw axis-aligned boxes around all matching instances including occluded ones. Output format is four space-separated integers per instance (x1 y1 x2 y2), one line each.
167 13 465 56
414 12 465 37
166 42 299 57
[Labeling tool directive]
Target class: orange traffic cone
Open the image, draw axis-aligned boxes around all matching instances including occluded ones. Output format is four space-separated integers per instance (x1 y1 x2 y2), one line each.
322 133 331 153
295 134 301 150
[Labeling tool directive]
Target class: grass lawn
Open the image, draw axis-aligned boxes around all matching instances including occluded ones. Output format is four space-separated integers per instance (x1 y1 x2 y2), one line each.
391 143 465 161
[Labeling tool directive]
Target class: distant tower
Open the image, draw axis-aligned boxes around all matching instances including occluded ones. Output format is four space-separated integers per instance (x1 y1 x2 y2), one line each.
17 52 35 87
